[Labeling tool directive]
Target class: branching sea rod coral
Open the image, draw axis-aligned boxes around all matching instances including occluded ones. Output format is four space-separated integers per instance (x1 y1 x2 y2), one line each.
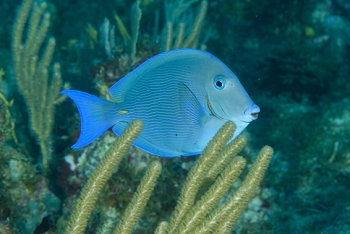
163 0 208 51
12 0 66 175
65 120 273 234
65 120 145 234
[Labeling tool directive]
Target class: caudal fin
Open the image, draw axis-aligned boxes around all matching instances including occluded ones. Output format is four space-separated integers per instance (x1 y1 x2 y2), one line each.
61 90 119 148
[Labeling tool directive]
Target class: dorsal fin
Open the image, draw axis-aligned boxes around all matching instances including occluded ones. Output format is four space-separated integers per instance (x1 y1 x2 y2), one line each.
107 49 213 103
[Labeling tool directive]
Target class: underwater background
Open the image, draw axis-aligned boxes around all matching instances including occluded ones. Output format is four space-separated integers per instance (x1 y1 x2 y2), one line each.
0 0 349 233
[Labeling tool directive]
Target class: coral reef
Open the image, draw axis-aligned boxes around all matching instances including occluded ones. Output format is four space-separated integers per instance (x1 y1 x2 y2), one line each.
0 145 60 233
0 0 349 233
62 121 273 234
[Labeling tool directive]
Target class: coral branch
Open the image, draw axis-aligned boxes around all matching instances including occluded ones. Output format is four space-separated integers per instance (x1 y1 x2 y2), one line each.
65 120 143 234
12 0 66 175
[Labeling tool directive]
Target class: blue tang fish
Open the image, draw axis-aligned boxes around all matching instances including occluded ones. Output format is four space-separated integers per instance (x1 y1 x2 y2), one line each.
61 49 260 157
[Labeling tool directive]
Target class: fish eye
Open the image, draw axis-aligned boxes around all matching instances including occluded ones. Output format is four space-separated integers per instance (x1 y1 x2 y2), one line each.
214 76 225 90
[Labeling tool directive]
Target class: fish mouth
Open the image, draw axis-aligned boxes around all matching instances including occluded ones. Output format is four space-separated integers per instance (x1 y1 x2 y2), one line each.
250 112 259 119
244 104 260 121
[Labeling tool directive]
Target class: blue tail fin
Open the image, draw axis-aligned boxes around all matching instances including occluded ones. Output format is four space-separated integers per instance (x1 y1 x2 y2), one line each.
61 90 119 148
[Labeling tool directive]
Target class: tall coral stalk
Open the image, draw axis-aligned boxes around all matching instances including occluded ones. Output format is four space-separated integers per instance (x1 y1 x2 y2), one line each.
12 0 66 175
65 120 145 234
